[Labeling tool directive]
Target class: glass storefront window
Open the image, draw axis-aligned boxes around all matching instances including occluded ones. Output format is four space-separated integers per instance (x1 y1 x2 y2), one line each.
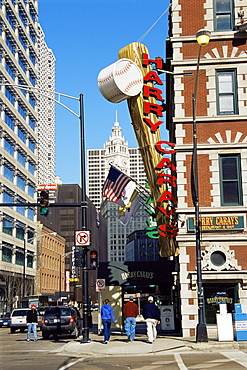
204 283 238 325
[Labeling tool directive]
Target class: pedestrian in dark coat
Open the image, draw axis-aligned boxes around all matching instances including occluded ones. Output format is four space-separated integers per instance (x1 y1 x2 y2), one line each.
142 296 160 343
26 304 38 341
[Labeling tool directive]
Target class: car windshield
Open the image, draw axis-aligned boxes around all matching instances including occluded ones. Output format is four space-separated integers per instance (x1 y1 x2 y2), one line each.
12 310 29 316
45 307 71 316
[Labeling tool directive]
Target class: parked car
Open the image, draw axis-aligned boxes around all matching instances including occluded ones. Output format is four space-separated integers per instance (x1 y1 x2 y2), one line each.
41 306 80 340
10 308 31 333
0 313 11 328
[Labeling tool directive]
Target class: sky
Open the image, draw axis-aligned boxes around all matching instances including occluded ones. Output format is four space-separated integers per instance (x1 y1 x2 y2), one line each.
39 0 170 184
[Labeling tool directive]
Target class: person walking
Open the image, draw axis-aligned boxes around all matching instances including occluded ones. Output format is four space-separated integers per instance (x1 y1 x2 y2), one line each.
124 295 139 342
101 299 116 344
142 296 160 344
26 304 38 341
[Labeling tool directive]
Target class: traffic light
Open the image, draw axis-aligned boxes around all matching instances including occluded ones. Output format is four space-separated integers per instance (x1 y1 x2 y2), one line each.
90 250 98 269
39 190 49 216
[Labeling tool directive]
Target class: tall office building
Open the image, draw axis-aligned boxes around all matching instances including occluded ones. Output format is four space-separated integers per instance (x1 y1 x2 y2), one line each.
37 27 56 185
87 116 150 261
0 0 55 311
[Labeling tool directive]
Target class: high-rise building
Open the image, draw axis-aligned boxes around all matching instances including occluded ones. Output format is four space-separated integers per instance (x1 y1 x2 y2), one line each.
0 0 55 311
166 0 247 338
87 116 150 261
37 27 56 185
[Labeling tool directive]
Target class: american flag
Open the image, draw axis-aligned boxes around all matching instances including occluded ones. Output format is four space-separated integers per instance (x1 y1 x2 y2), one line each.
102 167 131 202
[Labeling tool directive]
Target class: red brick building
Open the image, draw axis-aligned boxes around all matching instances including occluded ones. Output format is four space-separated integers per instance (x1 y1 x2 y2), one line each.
166 0 247 337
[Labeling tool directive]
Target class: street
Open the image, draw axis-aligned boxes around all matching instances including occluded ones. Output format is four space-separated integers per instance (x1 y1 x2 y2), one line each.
2 326 247 369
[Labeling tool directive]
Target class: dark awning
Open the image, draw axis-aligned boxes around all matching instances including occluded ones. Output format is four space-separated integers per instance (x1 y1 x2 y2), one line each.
97 260 175 286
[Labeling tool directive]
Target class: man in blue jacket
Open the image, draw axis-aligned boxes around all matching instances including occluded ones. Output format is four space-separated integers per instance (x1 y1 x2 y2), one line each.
101 299 116 344
142 296 160 343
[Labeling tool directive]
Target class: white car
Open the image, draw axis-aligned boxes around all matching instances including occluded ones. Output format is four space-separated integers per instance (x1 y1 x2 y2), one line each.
10 308 31 333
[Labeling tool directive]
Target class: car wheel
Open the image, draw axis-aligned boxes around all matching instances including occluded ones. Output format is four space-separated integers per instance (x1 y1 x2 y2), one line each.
72 326 79 338
10 328 15 333
42 332 49 340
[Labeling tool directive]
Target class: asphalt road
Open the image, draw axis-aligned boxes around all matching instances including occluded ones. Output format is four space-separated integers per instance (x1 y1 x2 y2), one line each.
2 327 247 369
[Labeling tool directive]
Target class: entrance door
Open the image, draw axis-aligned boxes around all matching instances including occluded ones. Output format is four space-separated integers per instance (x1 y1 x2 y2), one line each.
204 283 238 325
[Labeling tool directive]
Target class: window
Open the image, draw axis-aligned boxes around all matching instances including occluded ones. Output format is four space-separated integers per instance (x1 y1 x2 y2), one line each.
29 118 35 130
6 61 15 79
27 208 34 221
17 152 26 167
214 0 234 31
27 254 33 268
5 113 14 130
28 162 35 175
4 138 14 156
5 87 15 105
216 70 238 115
3 217 14 235
2 246 12 263
28 185 34 198
3 191 14 208
16 224 25 240
29 140 35 152
18 127 26 143
16 250 24 266
16 198 25 215
219 155 242 206
17 176 26 191
4 166 14 182
18 104 26 119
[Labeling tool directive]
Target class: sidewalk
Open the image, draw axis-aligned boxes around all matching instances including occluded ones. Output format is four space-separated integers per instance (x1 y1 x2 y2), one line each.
58 330 188 357
55 323 247 357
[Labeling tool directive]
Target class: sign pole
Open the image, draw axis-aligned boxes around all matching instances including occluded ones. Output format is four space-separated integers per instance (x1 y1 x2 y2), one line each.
79 94 90 343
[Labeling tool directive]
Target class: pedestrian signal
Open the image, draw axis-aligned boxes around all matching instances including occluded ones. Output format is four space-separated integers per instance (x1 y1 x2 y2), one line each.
90 250 98 269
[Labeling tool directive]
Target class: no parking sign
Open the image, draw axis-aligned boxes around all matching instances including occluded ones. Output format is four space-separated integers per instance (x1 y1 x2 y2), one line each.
96 279 105 292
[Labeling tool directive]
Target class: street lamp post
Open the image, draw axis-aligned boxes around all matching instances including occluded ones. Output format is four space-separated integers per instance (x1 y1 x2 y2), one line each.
192 29 211 343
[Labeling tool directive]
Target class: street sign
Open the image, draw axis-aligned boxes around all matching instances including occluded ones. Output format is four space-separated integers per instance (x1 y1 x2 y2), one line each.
75 231 90 246
96 279 105 292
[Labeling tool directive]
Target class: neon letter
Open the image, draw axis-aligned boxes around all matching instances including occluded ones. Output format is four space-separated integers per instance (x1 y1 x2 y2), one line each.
143 102 163 117
143 71 163 85
143 85 163 101
142 53 163 69
155 141 175 154
143 118 163 132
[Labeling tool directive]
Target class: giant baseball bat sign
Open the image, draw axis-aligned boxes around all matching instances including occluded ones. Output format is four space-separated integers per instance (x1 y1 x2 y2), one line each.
118 42 179 257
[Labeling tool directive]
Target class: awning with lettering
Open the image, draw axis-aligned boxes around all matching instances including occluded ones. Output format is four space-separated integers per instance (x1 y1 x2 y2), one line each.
97 261 175 286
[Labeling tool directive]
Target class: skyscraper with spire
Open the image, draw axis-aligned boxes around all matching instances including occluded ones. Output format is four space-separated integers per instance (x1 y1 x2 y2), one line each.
87 114 149 261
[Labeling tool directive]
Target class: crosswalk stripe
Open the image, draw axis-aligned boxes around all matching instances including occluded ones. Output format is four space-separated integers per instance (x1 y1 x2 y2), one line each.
221 350 247 368
174 353 188 370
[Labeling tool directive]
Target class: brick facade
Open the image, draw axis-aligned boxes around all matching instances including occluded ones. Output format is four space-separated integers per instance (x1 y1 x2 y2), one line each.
166 0 247 337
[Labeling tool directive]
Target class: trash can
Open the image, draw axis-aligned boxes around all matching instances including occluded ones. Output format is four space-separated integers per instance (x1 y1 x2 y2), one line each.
233 304 247 341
